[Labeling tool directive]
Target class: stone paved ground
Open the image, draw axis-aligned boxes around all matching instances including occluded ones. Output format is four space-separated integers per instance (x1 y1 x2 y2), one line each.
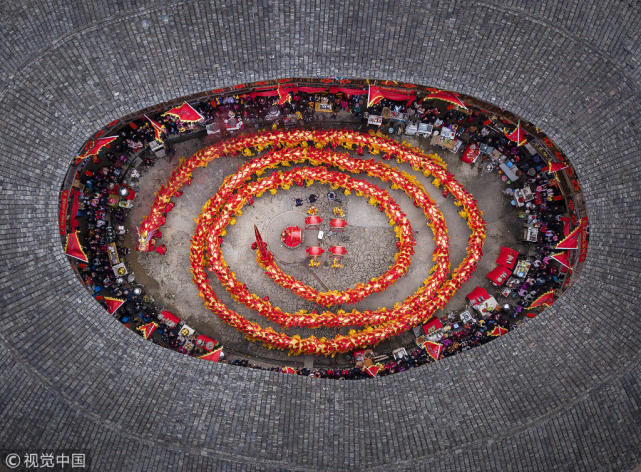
126 129 522 367
3 2 641 470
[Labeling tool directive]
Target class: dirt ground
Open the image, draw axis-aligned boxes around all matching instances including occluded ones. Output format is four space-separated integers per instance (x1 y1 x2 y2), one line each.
125 128 523 368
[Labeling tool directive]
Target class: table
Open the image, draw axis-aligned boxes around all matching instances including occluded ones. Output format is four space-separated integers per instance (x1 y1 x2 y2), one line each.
431 134 462 153
440 127 455 139
107 243 120 265
522 225 539 243
513 260 532 278
367 114 383 126
499 161 519 182
473 296 498 316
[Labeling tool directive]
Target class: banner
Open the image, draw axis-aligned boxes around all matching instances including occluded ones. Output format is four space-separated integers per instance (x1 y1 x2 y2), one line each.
329 86 367 96
70 189 80 231
367 85 415 108
59 190 69 235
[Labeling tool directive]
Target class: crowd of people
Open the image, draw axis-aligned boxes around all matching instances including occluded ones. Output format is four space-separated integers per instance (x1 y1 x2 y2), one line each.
64 81 584 377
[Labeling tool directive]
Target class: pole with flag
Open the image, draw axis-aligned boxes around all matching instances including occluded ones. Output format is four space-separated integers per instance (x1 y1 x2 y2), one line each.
145 115 166 142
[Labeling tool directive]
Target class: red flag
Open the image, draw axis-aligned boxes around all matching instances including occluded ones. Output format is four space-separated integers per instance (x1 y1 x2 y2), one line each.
551 252 572 269
504 120 527 146
254 225 271 261
65 231 88 262
200 347 223 362
365 364 383 377
136 322 158 339
162 102 204 122
422 341 443 361
547 161 568 173
145 115 166 142
555 224 583 250
75 136 118 164
528 290 555 309
488 326 508 337
423 90 468 110
104 296 125 315
277 85 293 105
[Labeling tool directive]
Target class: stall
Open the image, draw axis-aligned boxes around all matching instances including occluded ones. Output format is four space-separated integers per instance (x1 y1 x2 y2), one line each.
461 143 480 164
487 265 511 287
496 246 519 269
513 259 532 278
466 286 490 305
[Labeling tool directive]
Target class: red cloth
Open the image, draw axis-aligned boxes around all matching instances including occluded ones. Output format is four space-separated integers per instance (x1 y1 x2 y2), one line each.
305 216 323 226
367 85 415 107
196 335 217 351
329 246 347 256
160 310 180 326
329 86 367 96
486 265 511 286
329 218 347 229
306 246 324 256
423 318 443 334
70 189 80 231
466 286 490 304
200 348 223 362
496 246 518 269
